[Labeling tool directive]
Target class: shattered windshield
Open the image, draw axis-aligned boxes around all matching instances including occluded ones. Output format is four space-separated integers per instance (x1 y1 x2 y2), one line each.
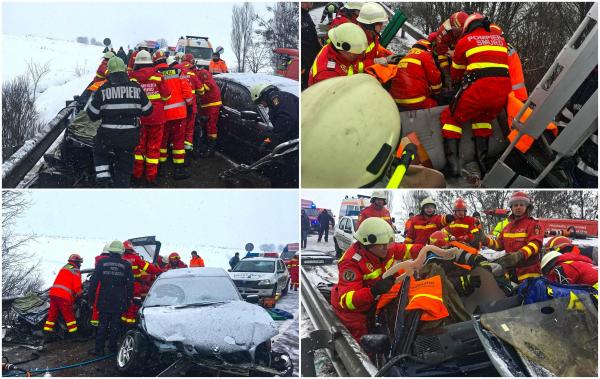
232 260 275 273
145 276 240 307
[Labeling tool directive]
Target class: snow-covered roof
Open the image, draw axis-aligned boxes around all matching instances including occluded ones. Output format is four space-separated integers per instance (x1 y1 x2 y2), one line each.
159 267 228 279
216 72 299 98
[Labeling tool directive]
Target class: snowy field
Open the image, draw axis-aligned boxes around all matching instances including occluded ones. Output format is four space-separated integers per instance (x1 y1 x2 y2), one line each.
3 34 106 123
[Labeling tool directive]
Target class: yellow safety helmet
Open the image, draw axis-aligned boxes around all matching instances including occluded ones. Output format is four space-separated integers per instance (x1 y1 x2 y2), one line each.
356 2 388 24
354 217 395 246
328 23 368 54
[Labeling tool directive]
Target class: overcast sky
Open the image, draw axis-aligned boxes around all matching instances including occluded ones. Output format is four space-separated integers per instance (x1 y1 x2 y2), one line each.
2 0 276 67
11 190 299 248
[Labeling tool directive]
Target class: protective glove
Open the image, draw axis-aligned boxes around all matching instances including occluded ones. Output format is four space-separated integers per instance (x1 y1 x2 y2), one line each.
457 274 481 296
475 258 493 273
370 276 396 297
495 251 524 270
445 214 455 223
386 54 402 64
374 57 388 66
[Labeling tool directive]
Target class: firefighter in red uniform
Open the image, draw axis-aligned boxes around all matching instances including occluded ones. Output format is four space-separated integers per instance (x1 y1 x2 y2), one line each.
120 240 163 326
404 212 415 238
440 13 512 178
484 191 544 283
154 50 193 180
427 31 450 86
196 67 223 157
328 2 363 29
288 253 300 290
176 54 205 158
308 22 368 87
166 252 188 270
130 50 171 185
355 2 396 68
128 42 149 73
405 197 454 245
541 250 598 287
94 51 114 83
357 190 393 228
433 11 469 57
331 217 401 340
389 39 442 110
443 198 480 246
487 23 528 102
44 254 85 341
544 236 598 265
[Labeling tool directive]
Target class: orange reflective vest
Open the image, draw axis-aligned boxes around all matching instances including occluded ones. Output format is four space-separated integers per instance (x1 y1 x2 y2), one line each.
375 275 449 321
49 264 82 302
209 59 228 74
506 93 558 153
190 256 205 267
507 44 527 102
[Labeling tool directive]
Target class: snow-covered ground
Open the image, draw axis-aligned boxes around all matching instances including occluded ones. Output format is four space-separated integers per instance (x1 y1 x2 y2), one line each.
3 34 106 123
217 72 299 97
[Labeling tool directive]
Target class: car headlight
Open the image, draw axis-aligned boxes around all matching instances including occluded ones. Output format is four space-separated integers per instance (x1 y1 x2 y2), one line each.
257 279 272 287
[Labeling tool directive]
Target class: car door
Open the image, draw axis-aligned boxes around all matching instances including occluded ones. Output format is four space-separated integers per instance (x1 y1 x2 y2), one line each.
339 218 352 251
276 259 288 290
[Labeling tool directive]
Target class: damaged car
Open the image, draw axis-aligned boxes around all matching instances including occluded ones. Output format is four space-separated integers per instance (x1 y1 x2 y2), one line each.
116 267 293 376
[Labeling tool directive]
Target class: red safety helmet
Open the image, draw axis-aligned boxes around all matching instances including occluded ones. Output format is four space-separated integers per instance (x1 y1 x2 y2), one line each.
450 11 469 30
429 230 450 248
462 13 485 34
413 39 432 50
68 253 83 263
489 22 504 36
544 236 573 252
168 252 180 261
508 191 531 207
152 50 167 63
183 53 194 63
123 240 135 252
453 198 467 212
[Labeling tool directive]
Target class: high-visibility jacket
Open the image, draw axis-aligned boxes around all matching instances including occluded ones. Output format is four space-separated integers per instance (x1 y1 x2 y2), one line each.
166 260 188 270
404 218 413 236
190 256 205 267
357 204 393 228
288 257 300 285
127 51 138 73
328 13 352 29
196 68 222 108
434 17 463 55
209 59 228 74
49 263 82 302
546 253 598 286
155 63 192 121
122 251 162 280
443 216 479 243
362 27 393 68
506 92 558 153
493 218 510 237
94 59 109 82
176 63 204 113
450 27 509 84
389 46 442 107
405 214 451 244
129 67 171 125
507 44 527 101
308 43 366 87
485 214 544 282
331 242 406 340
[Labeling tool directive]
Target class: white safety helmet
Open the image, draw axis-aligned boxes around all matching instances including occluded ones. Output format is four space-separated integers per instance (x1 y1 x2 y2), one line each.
420 197 436 210
345 2 364 11
166 56 177 65
328 23 368 54
138 41 148 49
371 190 387 204
134 50 153 65
302 74 401 188
541 251 562 272
356 2 388 24
354 217 395 246
175 52 185 62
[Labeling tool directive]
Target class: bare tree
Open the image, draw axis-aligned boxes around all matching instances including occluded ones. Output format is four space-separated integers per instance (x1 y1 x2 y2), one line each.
255 2 299 69
156 38 169 49
259 243 276 252
2 191 42 297
231 2 255 72
246 42 271 73
26 59 50 101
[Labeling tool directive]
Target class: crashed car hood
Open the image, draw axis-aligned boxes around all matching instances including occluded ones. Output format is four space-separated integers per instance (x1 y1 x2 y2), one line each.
230 272 273 281
142 300 277 354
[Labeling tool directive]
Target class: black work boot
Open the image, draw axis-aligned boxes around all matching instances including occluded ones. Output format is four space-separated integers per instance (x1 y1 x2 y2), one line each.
473 136 489 178
173 165 191 180
71 330 89 343
443 138 461 177
201 139 216 158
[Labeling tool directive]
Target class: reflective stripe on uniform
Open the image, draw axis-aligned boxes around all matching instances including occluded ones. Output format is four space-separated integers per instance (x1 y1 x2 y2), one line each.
400 58 422 66
414 224 438 230
442 123 462 134
467 63 509 70
577 160 598 176
504 232 528 238
465 45 508 58
52 284 75 296
395 96 426 104
517 273 541 281
100 103 142 110
146 157 159 164
365 42 375 53
134 154 144 161
101 124 137 130
452 61 466 70
88 103 100 115
430 83 442 90
363 268 382 280
147 94 161 100
472 122 492 130
141 102 152 112
340 290 356 310
201 101 222 108
451 223 469 229
512 82 526 90
164 101 186 110
149 76 162 81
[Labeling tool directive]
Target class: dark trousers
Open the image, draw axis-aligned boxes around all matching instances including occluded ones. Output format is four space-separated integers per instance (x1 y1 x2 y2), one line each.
93 126 140 188
96 311 122 352
301 230 308 248
317 226 329 242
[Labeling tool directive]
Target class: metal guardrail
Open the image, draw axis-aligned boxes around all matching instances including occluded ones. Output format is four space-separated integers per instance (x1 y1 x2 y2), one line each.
2 101 77 188
300 267 378 377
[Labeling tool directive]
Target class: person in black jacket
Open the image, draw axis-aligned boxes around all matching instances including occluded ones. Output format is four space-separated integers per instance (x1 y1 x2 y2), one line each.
317 209 334 243
229 252 240 270
88 240 133 356
301 2 322 90
301 210 311 248
87 56 152 188
116 46 128 62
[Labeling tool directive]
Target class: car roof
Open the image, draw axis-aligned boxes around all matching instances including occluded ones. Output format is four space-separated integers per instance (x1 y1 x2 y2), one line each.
215 73 299 98
158 267 228 279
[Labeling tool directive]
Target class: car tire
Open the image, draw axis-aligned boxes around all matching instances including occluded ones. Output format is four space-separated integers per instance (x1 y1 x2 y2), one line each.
334 238 343 258
282 279 290 296
117 330 148 374
271 284 278 298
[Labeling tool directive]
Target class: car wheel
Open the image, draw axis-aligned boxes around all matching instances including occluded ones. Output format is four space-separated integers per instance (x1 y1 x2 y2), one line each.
282 279 290 296
334 238 343 258
271 284 278 298
117 330 148 374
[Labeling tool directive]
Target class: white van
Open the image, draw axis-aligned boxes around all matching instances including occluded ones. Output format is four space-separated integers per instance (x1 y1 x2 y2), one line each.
175 35 213 69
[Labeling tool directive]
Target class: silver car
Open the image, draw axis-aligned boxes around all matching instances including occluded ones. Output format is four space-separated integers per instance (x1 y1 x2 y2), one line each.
333 216 358 258
228 257 290 299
